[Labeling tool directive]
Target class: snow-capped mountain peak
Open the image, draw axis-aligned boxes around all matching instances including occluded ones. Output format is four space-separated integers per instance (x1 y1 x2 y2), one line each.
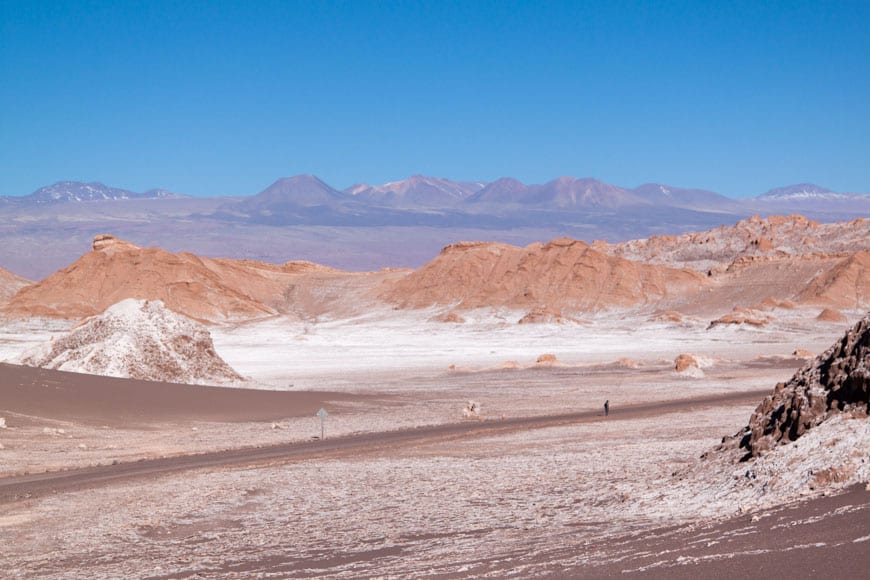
21 181 182 204
757 183 839 200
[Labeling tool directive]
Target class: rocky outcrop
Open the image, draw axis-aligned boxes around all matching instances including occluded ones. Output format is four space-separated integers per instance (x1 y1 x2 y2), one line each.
708 308 771 329
817 308 847 323
13 299 243 385
674 353 706 378
517 306 579 324
431 311 466 323
652 310 683 323
605 214 869 271
755 296 795 310
674 354 699 373
91 233 139 253
729 314 870 459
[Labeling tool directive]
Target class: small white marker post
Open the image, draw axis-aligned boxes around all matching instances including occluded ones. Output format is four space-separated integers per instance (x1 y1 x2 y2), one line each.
316 407 328 440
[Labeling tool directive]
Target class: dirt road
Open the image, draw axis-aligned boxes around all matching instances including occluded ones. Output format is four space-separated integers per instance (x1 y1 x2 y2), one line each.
0 388 767 503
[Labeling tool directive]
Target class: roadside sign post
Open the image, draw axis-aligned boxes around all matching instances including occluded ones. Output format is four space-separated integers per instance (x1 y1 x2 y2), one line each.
317 407 328 439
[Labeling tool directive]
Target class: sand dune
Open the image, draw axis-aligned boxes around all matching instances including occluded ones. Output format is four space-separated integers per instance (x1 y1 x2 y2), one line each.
0 362 365 426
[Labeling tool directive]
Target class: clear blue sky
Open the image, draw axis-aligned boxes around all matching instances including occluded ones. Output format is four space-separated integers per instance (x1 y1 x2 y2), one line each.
2 0 868 197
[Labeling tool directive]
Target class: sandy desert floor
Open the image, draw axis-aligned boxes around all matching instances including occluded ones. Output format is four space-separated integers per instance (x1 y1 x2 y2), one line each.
1 306 868 578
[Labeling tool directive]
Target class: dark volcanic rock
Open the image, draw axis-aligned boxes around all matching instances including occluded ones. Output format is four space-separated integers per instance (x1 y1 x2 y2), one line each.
731 315 869 459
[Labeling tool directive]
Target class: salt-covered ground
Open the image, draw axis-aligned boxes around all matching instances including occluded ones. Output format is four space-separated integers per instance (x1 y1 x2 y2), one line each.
0 316 71 362
2 306 858 389
1 307 867 577
209 306 853 388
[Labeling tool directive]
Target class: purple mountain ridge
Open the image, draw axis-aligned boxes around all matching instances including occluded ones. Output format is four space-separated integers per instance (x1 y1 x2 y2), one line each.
631 183 742 211
2 175 867 225
230 175 350 212
344 175 484 208
531 177 643 209
756 183 841 200
467 177 530 204
469 177 646 209
11 181 183 204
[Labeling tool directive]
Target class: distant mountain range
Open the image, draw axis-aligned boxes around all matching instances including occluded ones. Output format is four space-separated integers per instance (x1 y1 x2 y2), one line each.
0 181 184 205
3 176 866 213
1 174 867 280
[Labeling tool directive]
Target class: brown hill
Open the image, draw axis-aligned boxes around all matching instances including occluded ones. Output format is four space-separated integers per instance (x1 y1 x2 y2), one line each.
382 237 705 311
605 215 870 271
0 234 372 323
799 250 869 310
0 267 30 303
669 252 868 316
3 235 275 321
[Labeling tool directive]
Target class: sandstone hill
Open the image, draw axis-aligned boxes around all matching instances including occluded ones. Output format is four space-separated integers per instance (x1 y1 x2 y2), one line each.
12 299 243 385
604 215 870 272
3 216 867 323
0 267 30 303
674 252 869 315
798 250 869 310
381 218 869 317
1 234 392 323
381 237 705 312
3 235 276 322
726 314 869 459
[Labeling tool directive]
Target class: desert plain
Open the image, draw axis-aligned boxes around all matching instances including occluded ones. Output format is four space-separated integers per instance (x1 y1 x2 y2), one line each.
0 215 869 578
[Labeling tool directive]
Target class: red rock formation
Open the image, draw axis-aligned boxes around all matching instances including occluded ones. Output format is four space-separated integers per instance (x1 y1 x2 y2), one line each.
517 306 578 324
674 354 700 372
431 311 466 323
383 237 704 312
606 215 868 270
652 310 684 323
799 251 869 309
0 234 359 323
817 308 847 323
708 308 771 329
3 235 275 321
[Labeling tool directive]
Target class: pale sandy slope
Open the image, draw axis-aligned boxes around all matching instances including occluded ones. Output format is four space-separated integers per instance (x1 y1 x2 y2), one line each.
0 266 29 304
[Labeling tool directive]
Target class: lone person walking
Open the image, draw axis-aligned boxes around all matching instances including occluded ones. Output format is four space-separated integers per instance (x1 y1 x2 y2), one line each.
604 400 610 417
